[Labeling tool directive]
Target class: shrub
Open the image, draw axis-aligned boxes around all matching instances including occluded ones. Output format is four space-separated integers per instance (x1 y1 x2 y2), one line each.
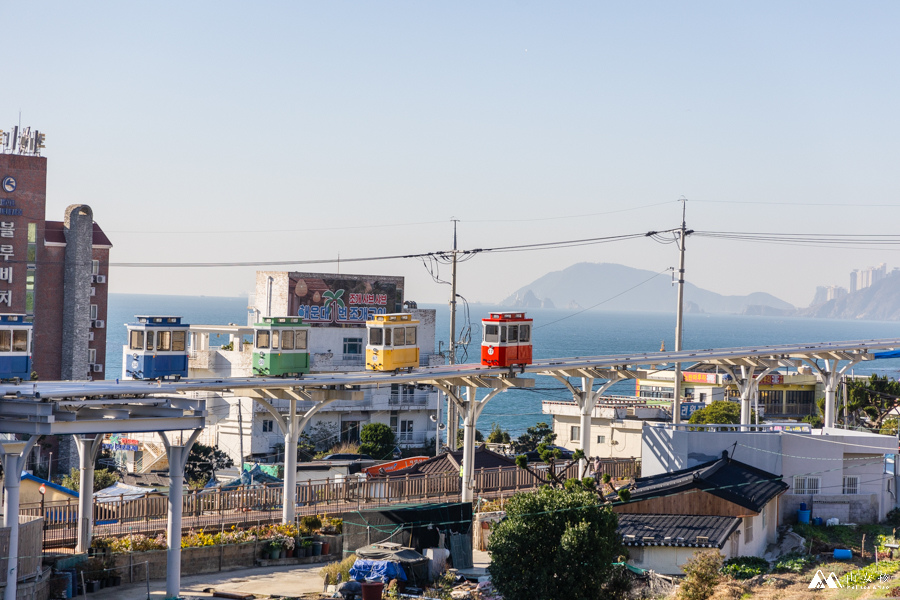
320 554 356 585
772 551 816 574
887 508 900 527
300 515 322 532
678 550 723 600
488 486 623 600
720 556 768 579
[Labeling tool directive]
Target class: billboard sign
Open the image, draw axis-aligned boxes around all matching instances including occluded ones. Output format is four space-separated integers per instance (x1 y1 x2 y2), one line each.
288 273 403 327
680 402 706 419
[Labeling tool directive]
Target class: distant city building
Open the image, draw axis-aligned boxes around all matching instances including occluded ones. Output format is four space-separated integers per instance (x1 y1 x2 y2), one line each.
811 285 848 305
851 263 887 293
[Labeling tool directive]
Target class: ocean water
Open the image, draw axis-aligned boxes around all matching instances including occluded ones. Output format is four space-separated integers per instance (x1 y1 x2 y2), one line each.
106 294 900 438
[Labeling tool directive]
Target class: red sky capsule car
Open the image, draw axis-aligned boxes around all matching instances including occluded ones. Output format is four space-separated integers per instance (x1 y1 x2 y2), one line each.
481 312 533 368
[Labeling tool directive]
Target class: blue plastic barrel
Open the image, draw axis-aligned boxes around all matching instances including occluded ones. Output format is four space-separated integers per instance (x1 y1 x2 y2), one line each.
834 549 852 560
798 509 811 524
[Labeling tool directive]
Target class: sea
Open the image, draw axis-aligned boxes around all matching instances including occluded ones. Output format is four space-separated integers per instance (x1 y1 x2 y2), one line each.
106 294 900 439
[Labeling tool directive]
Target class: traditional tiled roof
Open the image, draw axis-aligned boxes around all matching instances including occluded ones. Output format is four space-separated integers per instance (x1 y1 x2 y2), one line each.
618 514 741 549
627 451 788 513
44 221 113 248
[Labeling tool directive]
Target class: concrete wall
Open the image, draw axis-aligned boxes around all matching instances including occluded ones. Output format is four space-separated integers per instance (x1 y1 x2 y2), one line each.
552 414 644 459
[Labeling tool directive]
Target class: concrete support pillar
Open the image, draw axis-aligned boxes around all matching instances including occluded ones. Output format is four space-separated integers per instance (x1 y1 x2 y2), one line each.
161 430 201 600
824 383 836 429
459 386 506 503
1 439 38 600
578 378 595 477
804 358 858 430
74 435 102 553
282 398 300 525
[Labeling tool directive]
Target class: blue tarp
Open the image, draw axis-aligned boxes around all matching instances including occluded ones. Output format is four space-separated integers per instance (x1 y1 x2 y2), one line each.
349 559 407 583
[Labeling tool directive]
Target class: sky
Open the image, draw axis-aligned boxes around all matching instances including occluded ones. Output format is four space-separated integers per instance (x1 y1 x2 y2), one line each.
2 2 899 308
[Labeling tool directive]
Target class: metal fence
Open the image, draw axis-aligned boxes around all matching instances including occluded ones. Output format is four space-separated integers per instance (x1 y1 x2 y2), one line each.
22 458 638 550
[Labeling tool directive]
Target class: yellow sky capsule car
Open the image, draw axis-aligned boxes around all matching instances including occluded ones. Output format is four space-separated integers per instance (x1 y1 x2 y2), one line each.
366 313 419 371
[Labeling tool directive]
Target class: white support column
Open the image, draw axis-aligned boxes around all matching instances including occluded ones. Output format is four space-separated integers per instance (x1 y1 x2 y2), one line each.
805 357 860 430
578 378 595 476
75 434 103 553
282 397 300 525
461 387 478 504
253 390 336 525
161 429 202 600
1 438 38 600
459 386 507 503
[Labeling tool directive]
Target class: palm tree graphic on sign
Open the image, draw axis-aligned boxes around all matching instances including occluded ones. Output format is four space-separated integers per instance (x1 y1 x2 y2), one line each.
322 289 345 321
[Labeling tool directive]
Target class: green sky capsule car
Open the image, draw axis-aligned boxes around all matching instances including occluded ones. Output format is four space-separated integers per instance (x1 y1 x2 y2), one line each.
252 316 310 377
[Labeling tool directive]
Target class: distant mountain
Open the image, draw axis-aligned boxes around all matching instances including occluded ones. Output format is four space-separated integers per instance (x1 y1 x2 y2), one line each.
798 271 900 320
500 262 794 314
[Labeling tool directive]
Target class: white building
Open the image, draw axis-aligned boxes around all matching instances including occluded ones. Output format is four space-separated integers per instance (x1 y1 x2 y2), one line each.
641 422 898 525
187 271 446 466
542 399 667 459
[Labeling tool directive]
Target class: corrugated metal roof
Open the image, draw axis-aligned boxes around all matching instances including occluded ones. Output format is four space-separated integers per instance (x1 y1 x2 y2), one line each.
628 452 788 513
391 445 522 476
618 514 741 548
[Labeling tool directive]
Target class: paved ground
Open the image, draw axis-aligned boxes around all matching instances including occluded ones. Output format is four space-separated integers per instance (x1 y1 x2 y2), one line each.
81 550 491 599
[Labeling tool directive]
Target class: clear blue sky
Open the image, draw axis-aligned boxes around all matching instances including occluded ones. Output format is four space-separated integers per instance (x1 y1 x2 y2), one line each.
3 2 899 307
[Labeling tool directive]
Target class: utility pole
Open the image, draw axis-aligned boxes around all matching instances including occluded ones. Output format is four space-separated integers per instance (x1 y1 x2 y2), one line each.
672 199 690 425
448 219 460 451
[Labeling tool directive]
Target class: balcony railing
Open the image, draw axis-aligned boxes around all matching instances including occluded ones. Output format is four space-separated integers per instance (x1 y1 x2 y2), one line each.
647 422 812 434
389 394 430 406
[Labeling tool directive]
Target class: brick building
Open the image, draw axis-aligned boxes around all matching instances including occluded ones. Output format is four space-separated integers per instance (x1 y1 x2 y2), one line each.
0 128 112 381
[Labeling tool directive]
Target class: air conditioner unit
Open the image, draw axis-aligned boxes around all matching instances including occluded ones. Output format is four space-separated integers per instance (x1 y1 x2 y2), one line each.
95 275 106 284
88 331 94 341
92 319 105 329
90 287 96 296
92 364 103 373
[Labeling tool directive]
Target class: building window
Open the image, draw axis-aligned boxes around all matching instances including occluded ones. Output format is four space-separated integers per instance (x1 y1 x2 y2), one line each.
90 304 98 320
25 268 34 316
390 412 398 435
399 420 414 443
341 421 361 443
793 476 820 495
88 349 96 364
570 426 581 441
343 337 363 355
91 260 100 275
597 435 606 444
843 476 859 495
262 420 274 433
26 223 36 264
743 517 754 544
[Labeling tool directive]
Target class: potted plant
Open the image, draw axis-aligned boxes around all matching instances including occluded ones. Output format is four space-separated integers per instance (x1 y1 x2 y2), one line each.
283 535 296 558
267 538 283 560
301 538 313 557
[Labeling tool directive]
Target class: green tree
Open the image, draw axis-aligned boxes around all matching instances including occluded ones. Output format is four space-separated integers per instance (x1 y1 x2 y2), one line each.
488 486 626 600
487 423 511 444
688 401 755 427
456 428 484 448
185 443 233 485
512 421 556 453
359 422 396 459
60 468 120 493
847 374 900 429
